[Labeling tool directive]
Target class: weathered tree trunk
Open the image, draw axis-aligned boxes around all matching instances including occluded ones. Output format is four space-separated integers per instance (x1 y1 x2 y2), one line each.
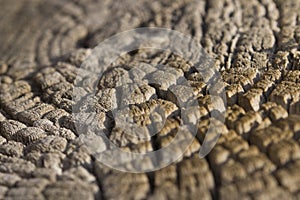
0 0 300 199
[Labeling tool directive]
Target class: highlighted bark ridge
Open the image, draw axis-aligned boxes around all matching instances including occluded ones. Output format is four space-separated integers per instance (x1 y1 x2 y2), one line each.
73 28 226 172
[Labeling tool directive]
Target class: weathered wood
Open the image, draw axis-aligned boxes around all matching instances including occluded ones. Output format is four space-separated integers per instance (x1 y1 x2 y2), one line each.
0 0 300 199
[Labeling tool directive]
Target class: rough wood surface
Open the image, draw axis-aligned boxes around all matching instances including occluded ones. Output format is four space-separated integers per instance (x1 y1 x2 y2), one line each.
0 0 300 199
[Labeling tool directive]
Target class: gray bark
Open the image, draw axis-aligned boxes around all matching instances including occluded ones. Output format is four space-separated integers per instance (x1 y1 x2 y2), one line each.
0 0 300 199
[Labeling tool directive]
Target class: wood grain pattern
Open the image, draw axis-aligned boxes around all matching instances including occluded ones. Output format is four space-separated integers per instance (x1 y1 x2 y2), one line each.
0 0 300 199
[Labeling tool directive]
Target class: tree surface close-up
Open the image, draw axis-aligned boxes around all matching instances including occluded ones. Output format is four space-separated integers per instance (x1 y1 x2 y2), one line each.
0 0 300 199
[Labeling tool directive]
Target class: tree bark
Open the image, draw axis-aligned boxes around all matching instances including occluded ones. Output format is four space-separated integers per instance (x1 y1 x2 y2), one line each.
0 0 300 199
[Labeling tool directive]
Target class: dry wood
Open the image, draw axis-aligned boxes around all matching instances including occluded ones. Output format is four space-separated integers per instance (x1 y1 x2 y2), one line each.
0 0 300 199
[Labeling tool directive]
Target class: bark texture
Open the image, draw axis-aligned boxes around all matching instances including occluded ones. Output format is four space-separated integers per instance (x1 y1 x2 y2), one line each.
0 0 300 199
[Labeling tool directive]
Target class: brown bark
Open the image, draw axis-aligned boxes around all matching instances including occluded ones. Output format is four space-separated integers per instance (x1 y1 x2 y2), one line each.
0 0 300 199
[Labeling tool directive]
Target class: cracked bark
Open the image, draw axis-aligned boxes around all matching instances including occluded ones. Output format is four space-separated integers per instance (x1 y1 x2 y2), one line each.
0 0 300 199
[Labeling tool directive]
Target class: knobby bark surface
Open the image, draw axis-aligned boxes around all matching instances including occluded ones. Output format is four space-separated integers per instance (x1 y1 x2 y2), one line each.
0 0 300 199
